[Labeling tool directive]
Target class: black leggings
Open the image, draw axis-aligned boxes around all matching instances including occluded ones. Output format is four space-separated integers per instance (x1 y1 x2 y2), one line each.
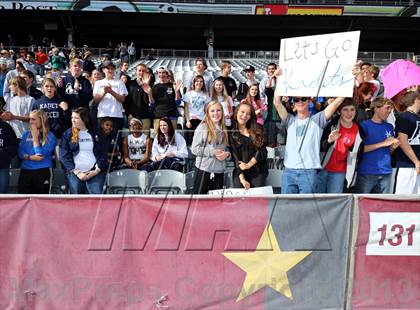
193 169 224 194
18 168 52 194
185 119 201 145
149 157 184 172
233 172 266 189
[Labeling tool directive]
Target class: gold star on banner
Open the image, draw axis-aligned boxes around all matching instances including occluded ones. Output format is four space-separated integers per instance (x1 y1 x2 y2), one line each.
222 223 312 302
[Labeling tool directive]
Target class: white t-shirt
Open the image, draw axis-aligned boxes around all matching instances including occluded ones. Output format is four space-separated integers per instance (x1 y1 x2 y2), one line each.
93 78 128 118
184 72 213 92
216 95 233 127
151 132 188 161
74 130 97 172
128 133 148 160
5 95 34 138
182 90 210 120
284 111 327 169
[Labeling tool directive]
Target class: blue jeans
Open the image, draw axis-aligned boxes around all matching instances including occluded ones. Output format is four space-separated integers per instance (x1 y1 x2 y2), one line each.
281 168 317 194
67 172 105 194
0 168 9 193
38 64 45 76
355 174 391 194
316 169 346 193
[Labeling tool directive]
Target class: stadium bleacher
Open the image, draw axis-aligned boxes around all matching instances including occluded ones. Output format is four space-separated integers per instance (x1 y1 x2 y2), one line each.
2 46 418 195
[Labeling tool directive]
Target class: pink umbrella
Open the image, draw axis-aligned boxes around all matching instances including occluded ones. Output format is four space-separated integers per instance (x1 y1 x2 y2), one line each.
380 59 420 99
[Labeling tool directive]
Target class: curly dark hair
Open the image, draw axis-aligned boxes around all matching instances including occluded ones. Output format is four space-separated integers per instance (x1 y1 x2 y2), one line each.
232 103 264 149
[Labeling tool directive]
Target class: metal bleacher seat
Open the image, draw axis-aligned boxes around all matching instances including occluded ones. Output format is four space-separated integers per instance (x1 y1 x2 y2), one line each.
7 169 20 194
106 169 148 194
168 58 176 71
151 59 164 71
232 71 246 84
185 170 195 194
51 169 68 194
224 167 234 189
266 145 285 169
148 169 186 194
182 58 191 71
266 169 283 194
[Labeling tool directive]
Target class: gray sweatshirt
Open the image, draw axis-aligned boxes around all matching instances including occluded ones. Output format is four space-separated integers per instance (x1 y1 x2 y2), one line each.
191 122 230 174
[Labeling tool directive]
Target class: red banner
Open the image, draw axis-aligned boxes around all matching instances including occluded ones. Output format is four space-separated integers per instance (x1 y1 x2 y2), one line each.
255 5 287 15
0 197 269 309
352 198 420 309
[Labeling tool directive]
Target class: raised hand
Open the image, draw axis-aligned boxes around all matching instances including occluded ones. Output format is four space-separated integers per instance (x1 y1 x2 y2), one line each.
327 129 341 144
59 101 68 111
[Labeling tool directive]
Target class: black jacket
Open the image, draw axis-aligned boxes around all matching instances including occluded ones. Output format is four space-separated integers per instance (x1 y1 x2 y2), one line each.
57 73 93 110
0 120 18 168
125 79 151 119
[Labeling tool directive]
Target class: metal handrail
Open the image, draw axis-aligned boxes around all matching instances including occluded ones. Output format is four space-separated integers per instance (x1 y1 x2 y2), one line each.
6 46 416 65
140 48 416 64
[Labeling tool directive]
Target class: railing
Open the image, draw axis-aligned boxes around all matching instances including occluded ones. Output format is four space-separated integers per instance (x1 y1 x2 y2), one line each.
7 46 417 65
140 48 416 64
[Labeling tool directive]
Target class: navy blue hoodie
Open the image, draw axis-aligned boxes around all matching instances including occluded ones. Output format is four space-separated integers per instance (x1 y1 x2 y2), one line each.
0 120 18 168
57 73 93 110
32 95 70 139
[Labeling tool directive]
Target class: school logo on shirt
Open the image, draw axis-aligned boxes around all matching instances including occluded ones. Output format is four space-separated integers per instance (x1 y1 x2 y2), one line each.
65 83 80 95
343 136 351 146
385 130 393 138
408 121 420 145
79 138 92 143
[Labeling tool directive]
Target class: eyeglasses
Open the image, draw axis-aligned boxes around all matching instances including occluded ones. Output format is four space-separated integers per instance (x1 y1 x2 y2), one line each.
293 97 309 102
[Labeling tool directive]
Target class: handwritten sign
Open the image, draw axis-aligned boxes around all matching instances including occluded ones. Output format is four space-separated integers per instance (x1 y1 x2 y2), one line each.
279 31 360 97
380 59 420 99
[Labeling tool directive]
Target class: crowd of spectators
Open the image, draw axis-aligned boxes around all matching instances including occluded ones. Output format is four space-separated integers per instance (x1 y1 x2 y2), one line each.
0 44 419 195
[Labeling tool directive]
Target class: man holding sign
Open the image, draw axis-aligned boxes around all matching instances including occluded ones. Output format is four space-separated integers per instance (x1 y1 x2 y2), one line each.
273 69 345 193
271 31 359 193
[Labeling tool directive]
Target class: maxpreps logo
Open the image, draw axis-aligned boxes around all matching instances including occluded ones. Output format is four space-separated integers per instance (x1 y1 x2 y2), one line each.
0 1 57 10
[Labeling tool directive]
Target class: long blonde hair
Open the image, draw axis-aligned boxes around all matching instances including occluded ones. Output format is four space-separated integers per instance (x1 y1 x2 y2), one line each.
202 101 228 145
210 79 229 102
29 109 50 145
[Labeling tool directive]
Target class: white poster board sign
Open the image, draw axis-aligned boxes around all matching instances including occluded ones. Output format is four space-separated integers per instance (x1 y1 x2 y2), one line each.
208 186 274 196
279 31 360 97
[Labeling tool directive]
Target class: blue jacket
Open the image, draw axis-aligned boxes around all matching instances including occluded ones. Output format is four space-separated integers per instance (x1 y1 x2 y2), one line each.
18 131 57 170
59 128 108 173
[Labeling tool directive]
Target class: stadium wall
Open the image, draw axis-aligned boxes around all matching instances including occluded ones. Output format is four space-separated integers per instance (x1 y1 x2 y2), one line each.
0 194 418 309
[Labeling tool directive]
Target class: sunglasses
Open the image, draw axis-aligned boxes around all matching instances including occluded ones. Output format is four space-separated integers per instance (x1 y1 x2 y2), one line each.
293 97 309 102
